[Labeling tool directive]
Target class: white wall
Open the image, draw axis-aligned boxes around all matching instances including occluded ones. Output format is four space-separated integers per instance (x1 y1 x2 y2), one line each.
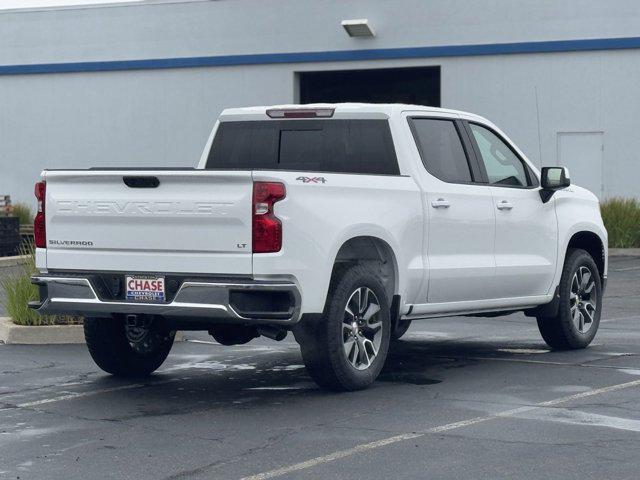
3 0 640 63
1 0 639 204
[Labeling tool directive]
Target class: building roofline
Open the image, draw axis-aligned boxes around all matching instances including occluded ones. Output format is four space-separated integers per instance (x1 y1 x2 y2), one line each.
0 0 210 15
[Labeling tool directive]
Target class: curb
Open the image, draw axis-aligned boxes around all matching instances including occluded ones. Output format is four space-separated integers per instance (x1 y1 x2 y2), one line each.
0 317 185 345
0 255 29 268
0 317 84 344
609 248 640 257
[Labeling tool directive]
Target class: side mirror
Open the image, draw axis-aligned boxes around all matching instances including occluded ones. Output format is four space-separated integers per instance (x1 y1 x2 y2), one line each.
540 166 570 202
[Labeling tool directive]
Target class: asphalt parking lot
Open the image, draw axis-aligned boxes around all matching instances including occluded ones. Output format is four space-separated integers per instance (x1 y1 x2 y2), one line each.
1 255 639 480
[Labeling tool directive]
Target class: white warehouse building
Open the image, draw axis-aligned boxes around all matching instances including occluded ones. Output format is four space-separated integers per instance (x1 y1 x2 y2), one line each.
1 0 640 204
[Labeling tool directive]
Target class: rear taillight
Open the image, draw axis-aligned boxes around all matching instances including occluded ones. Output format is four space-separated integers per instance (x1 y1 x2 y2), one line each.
34 181 46 248
252 182 285 253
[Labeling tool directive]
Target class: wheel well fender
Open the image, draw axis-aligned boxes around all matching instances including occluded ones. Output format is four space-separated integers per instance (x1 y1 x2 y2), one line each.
528 230 606 319
565 231 606 281
329 235 399 305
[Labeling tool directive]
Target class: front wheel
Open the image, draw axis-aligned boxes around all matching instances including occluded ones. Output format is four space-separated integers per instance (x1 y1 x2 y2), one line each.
295 264 391 391
84 315 175 377
537 248 602 350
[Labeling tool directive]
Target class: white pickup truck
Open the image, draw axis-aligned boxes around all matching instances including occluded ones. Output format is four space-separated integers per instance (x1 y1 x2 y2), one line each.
30 104 607 390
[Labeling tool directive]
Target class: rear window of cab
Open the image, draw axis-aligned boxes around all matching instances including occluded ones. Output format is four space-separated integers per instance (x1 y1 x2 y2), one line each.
206 119 400 175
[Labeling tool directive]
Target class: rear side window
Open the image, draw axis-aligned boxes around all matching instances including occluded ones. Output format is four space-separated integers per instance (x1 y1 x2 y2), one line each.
206 120 399 175
409 118 472 183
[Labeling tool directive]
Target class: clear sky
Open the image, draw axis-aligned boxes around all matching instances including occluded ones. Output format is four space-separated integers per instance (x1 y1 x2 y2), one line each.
0 0 143 9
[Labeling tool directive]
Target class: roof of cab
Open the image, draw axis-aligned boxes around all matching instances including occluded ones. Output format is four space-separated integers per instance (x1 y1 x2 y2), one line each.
219 103 488 123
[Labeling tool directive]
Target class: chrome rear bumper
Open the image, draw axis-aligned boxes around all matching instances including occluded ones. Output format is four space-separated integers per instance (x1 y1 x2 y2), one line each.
29 274 301 325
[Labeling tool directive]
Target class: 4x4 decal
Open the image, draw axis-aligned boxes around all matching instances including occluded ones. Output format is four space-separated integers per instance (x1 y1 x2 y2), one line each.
296 176 326 184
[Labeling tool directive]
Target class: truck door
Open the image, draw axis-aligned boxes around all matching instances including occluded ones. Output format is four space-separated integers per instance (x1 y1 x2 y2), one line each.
465 121 558 298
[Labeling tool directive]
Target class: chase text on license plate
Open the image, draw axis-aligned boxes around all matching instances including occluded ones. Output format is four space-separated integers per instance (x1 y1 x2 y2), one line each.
126 275 165 302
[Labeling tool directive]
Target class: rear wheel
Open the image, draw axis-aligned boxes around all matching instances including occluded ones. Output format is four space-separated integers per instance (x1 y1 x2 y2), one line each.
295 264 391 391
537 248 602 349
84 315 175 377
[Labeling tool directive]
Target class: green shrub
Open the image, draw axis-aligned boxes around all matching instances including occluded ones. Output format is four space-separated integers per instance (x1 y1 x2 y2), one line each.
11 202 34 225
600 197 640 248
1 246 82 326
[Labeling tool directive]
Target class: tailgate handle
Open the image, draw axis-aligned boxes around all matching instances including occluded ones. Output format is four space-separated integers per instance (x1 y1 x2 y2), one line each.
123 176 160 188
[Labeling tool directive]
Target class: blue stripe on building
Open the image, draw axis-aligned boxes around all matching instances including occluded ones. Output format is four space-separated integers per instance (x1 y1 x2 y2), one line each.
2 36 640 75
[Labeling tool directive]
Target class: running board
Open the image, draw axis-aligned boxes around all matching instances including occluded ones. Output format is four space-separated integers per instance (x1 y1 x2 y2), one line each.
402 294 553 320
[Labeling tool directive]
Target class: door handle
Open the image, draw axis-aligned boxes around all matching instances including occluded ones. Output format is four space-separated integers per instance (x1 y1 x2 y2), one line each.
497 200 514 210
431 198 450 209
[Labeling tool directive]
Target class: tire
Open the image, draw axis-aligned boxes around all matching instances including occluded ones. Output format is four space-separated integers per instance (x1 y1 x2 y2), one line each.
84 316 175 377
537 248 602 350
295 264 391 391
391 319 412 341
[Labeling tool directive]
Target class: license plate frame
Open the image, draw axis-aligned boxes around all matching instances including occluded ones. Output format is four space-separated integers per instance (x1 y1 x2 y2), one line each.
125 275 166 303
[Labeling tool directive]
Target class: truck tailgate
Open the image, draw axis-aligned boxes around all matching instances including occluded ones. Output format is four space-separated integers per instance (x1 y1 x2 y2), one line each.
42 170 253 275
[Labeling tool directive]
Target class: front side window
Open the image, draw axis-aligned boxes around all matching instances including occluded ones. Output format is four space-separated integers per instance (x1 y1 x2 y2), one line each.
469 123 529 187
410 118 472 183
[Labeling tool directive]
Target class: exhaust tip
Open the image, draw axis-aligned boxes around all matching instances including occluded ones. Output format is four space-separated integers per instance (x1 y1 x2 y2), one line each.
257 326 287 342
